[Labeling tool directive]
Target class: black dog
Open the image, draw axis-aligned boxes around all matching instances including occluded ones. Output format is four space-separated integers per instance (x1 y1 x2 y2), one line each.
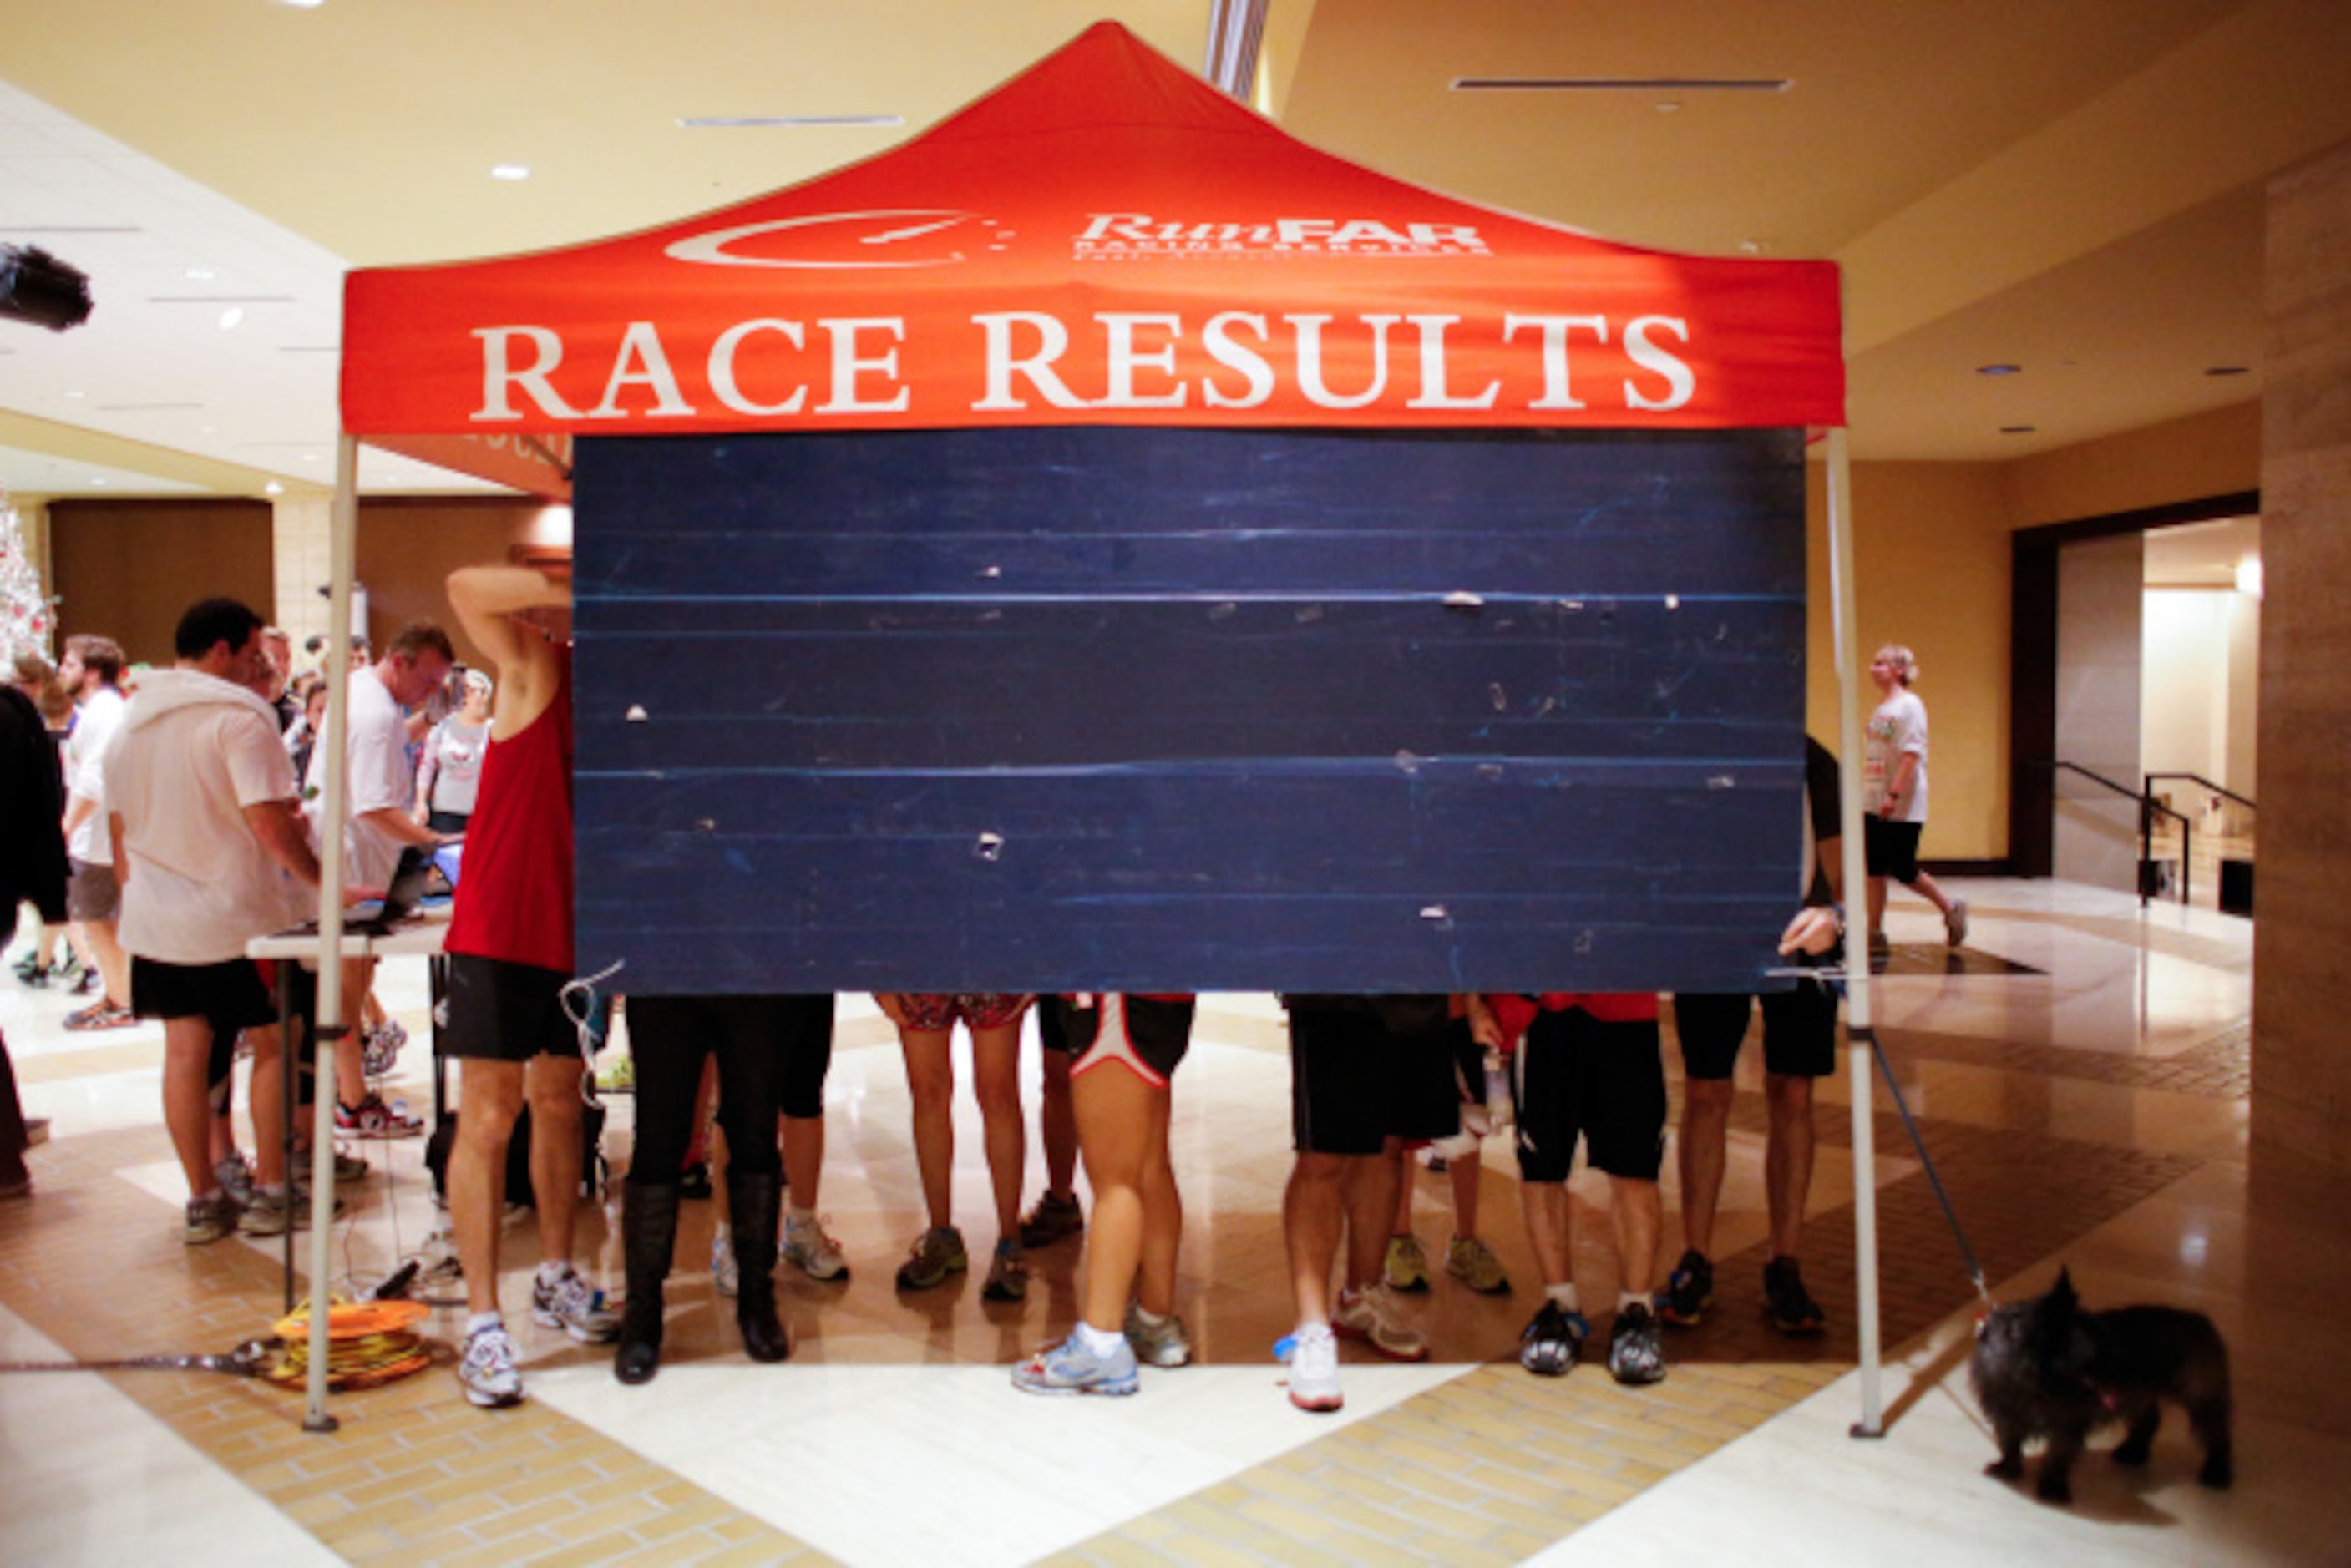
1969 1267 2233 1502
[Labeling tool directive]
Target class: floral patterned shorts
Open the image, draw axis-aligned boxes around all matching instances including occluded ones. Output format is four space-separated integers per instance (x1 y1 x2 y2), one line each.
888 993 1035 1032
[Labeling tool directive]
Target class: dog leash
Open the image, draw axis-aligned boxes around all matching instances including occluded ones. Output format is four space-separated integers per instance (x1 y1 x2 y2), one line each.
1774 964 1998 1308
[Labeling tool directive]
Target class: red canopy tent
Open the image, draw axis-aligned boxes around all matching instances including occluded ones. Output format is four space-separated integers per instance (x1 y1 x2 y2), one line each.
314 21 1885 1432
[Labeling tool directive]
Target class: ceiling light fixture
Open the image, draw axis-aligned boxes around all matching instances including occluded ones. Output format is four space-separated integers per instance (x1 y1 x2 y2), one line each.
1977 363 2022 376
264 481 285 495
219 306 245 330
2204 365 2251 377
1999 425 2037 434
0 244 94 331
678 115 904 129
491 164 532 181
1452 76 1791 93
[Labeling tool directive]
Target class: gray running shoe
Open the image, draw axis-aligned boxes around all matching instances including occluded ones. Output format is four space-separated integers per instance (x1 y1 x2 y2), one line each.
1017 1190 1085 1248
783 1213 850 1281
183 1191 241 1245
894 1226 968 1291
1446 1234 1512 1294
1609 1302 1667 1385
531 1265 621 1343
214 1152 256 1209
1011 1333 1139 1396
981 1239 1029 1302
1123 1302 1194 1368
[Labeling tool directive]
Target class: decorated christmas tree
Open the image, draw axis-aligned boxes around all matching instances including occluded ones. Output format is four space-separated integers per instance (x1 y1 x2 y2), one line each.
0 483 57 668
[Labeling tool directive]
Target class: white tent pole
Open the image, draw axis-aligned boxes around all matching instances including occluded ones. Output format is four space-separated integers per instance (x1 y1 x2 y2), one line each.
303 432 359 1434
1825 424 1884 1436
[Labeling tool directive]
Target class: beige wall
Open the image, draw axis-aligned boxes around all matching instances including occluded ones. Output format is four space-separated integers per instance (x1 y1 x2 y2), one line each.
1802 402 2264 866
2252 138 2351 1172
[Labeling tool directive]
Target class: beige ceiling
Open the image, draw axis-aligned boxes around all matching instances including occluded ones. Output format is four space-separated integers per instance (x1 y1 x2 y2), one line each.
3 0 2348 498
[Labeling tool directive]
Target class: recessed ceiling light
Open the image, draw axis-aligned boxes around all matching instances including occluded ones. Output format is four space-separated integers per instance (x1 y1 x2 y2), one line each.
278 0 326 9
219 306 245 331
1977 363 2022 376
264 481 285 495
1452 77 1791 92
678 114 904 129
184 266 217 281
1999 425 2037 434
1655 101 1682 114
2204 365 2251 377
63 390 84 399
89 478 108 486
491 164 532 181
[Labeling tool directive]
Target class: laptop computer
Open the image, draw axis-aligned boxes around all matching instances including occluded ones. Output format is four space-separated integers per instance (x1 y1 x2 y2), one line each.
291 846 438 938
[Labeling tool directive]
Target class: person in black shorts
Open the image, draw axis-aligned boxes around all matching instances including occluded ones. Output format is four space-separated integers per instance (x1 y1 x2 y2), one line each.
1277 994 1462 1413
1660 735 1847 1337
1478 993 1670 1386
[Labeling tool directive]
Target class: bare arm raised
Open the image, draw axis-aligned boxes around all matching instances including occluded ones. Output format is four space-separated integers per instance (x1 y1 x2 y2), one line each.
446 566 570 741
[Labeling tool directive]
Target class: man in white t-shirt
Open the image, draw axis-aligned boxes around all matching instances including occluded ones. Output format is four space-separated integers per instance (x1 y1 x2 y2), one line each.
105 598 332 1244
58 634 134 1029
303 621 454 1136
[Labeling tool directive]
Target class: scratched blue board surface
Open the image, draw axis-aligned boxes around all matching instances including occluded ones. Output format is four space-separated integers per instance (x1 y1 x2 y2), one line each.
573 426 1809 994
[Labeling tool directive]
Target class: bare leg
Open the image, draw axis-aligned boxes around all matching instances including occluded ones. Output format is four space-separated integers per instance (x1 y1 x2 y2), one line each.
524 1051 588 1268
1762 1072 1816 1260
1039 1041 1077 1200
1072 1060 1168 1333
781 1113 823 1206
1903 867 1958 918
970 1020 1027 1242
1391 1147 1418 1237
1677 1077 1735 1257
1518 1179 1573 1288
333 956 373 1107
451 1058 526 1316
1447 1148 1484 1239
245 1024 286 1187
84 918 130 1009
1866 874 1889 939
1136 1122 1182 1318
1610 1176 1662 1297
161 1016 220 1195
1284 1151 1348 1325
1341 1138 1405 1292
898 1027 956 1230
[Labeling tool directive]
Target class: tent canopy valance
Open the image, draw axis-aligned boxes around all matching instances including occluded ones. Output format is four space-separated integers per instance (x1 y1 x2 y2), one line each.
340 22 1842 448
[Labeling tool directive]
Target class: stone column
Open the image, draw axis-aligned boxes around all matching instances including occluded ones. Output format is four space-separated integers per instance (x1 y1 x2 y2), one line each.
271 494 334 669
2252 138 2351 1171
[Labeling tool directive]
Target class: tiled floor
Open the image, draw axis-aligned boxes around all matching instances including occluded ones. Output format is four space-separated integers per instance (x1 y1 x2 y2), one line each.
4 880 2345 1565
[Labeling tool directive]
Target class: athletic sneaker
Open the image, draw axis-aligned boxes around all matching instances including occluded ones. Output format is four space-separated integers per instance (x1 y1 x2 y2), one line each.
459 1322 524 1409
11 951 50 987
783 1214 850 1281
1654 1247 1714 1327
1384 1232 1432 1292
214 1152 256 1210
1017 1190 1085 1248
711 1223 739 1297
1609 1302 1667 1385
360 1019 407 1079
1011 1333 1139 1396
1763 1255 1827 1336
1945 898 1971 948
1124 1302 1194 1368
1286 1321 1344 1413
531 1265 621 1343
981 1238 1029 1302
1519 1301 1588 1376
1334 1283 1429 1362
183 1191 241 1245
335 1093 423 1140
895 1226 968 1290
1446 1234 1512 1294
63 1001 135 1031
69 966 100 997
238 1186 342 1236
331 1150 370 1184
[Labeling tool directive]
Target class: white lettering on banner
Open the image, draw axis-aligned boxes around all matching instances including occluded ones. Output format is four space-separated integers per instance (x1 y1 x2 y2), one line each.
474 326 588 421
590 322 696 419
818 319 912 414
464 308 1705 423
1075 213 1488 258
1624 316 1696 411
1503 315 1611 410
1200 312 1275 408
1405 316 1501 410
709 320 808 416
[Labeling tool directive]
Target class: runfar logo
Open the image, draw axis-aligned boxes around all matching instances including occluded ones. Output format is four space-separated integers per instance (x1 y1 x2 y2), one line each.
665 210 987 270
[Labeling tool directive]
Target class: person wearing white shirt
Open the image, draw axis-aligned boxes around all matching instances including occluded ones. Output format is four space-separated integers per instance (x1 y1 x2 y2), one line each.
58 634 133 1029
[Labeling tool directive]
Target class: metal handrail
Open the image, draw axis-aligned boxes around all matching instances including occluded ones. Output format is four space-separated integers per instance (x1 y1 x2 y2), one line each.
2144 771 2257 815
2053 761 2192 908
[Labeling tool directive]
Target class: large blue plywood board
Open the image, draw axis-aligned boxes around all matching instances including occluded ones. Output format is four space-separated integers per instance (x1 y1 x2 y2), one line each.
574 426 1810 994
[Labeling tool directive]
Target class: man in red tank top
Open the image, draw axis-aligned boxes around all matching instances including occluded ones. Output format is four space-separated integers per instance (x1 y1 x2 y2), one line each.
438 565 616 1409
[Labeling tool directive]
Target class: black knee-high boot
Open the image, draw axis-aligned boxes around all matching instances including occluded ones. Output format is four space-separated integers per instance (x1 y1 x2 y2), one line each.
616 1181 680 1384
729 1170 790 1362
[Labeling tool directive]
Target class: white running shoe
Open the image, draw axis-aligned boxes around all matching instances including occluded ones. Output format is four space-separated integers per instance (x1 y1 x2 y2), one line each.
1286 1321 1343 1412
783 1214 850 1281
459 1322 524 1408
1334 1283 1430 1362
531 1265 620 1343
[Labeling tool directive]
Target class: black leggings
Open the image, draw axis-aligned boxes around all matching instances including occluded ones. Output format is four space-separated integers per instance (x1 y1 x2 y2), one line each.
626 994 833 1186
